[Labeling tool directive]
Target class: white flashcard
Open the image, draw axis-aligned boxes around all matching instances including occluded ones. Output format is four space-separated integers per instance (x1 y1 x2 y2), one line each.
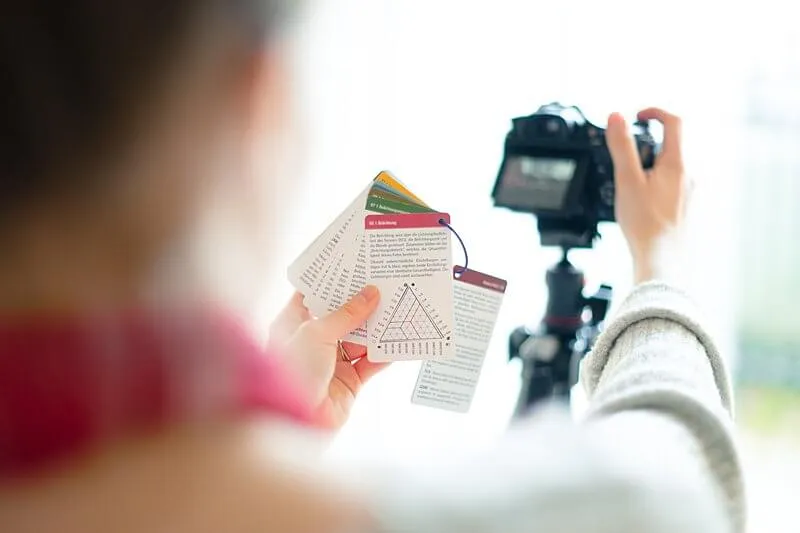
287 184 370 298
286 173 438 347
411 267 507 413
365 213 455 362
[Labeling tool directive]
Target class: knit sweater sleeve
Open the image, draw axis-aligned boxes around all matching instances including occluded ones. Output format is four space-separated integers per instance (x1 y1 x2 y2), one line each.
364 282 744 533
580 281 745 532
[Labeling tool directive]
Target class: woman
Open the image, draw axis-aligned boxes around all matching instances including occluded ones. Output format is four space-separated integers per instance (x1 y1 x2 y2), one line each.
0 1 743 532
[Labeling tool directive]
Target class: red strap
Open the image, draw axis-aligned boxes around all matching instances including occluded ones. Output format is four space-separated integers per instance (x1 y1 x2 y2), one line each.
0 310 311 478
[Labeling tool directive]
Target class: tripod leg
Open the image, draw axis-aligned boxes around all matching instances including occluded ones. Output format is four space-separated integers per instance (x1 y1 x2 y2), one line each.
514 361 554 417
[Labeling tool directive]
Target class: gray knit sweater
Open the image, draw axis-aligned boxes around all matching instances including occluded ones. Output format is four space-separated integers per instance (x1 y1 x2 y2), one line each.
371 282 744 533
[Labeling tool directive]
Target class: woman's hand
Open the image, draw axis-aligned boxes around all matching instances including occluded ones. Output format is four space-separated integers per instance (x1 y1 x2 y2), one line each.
269 286 388 431
606 108 689 284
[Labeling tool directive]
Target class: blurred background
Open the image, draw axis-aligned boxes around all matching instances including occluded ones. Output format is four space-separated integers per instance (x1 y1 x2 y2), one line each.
261 1 800 531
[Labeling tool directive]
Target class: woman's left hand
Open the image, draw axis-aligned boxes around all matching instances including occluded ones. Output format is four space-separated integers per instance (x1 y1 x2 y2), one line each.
269 287 389 431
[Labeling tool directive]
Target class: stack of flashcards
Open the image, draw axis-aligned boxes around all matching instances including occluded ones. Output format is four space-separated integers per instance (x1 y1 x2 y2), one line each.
288 171 507 413
288 172 439 344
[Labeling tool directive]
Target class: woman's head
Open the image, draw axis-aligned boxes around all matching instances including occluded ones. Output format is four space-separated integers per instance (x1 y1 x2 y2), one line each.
0 1 296 311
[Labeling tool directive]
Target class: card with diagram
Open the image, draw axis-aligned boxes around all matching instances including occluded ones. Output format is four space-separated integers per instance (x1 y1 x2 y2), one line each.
286 171 507 411
364 212 455 361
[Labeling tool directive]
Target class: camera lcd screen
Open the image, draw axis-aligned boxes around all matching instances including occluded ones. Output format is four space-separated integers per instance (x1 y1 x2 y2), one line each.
496 156 577 211
519 156 576 182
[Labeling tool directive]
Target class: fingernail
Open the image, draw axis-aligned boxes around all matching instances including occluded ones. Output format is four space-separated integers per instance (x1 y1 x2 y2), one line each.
359 285 379 303
608 112 625 128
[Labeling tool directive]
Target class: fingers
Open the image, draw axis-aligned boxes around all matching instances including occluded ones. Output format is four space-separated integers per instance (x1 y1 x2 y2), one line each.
637 107 682 169
606 112 644 185
353 358 390 385
340 342 386 386
315 285 380 343
340 341 367 361
329 358 389 402
268 292 311 345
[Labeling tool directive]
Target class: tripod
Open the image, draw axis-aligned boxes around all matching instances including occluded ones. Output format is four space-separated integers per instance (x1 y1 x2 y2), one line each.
509 247 612 417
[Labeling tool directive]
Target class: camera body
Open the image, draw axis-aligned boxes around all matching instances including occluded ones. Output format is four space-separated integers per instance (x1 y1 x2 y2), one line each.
492 102 659 248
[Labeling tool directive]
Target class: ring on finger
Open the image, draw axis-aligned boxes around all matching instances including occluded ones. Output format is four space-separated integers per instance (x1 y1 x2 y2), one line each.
337 341 352 363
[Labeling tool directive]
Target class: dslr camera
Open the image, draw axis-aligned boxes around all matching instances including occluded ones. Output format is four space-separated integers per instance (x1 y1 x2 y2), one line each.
492 102 659 248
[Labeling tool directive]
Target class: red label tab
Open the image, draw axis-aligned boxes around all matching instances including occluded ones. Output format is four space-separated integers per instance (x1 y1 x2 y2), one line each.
364 212 450 230
454 267 507 293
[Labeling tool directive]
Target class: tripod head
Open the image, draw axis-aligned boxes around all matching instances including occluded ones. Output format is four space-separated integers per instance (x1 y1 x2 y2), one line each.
509 247 612 416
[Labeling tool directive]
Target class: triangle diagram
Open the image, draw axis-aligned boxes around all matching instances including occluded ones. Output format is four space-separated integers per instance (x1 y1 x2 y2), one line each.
380 286 444 342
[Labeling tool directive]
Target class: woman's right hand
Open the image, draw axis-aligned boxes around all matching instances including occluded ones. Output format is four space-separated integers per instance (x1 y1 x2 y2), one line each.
606 108 688 284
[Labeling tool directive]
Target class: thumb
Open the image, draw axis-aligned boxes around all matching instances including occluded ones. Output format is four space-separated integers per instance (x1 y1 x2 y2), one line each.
316 285 380 341
606 112 643 185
